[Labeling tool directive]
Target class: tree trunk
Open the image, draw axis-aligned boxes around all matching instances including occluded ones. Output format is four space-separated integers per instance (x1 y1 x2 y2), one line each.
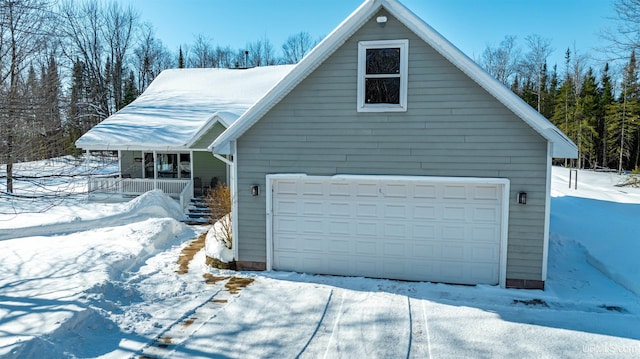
6 134 13 193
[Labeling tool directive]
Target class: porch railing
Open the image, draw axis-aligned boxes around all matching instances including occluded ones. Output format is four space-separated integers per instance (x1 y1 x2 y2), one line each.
89 177 193 211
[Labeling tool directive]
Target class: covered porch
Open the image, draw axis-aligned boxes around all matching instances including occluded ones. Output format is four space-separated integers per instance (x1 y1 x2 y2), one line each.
87 149 228 212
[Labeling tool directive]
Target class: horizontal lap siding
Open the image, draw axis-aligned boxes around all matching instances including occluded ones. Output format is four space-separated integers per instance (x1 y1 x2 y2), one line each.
236 10 548 280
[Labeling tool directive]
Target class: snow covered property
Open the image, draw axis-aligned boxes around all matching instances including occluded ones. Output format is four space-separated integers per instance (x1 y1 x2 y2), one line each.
75 65 293 210
78 0 577 289
209 0 577 289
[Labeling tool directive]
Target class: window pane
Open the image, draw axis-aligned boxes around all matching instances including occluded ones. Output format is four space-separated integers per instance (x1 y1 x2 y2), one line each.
365 78 400 104
366 48 400 74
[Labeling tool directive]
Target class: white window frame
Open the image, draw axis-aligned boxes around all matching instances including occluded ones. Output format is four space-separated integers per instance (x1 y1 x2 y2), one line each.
357 39 409 112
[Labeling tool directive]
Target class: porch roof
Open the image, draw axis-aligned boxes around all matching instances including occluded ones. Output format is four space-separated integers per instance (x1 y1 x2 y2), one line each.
76 65 294 151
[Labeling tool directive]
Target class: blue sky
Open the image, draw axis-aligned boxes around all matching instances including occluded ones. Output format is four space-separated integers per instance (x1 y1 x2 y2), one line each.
127 0 616 69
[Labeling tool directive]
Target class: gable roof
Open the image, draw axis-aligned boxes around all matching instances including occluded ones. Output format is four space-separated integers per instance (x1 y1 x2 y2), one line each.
75 65 294 151
210 0 578 158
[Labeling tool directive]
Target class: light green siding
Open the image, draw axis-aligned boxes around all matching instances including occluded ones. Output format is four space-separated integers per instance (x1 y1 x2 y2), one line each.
236 10 549 281
191 122 227 150
193 151 227 189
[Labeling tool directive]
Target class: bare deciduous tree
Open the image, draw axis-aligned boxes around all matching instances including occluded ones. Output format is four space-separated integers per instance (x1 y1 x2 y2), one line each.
189 34 214 68
601 0 640 60
0 0 52 193
522 34 553 112
479 35 520 86
281 31 316 64
104 1 139 111
134 22 171 91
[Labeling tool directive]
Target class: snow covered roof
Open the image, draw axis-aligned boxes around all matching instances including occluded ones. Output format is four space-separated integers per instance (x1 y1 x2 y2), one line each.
210 0 578 159
76 65 294 151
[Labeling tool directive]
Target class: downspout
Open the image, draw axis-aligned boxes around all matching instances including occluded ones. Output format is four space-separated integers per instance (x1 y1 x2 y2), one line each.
230 141 239 262
541 142 553 283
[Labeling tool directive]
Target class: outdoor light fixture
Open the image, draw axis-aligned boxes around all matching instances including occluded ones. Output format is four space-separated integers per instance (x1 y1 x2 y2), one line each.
517 192 527 205
251 185 260 196
376 15 388 26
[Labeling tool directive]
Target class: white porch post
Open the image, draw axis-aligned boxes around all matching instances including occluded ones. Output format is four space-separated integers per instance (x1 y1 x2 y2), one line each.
153 150 158 190
85 149 91 196
118 150 122 194
190 151 194 178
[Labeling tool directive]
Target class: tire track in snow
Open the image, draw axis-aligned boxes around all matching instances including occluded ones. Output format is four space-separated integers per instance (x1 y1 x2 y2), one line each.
298 288 411 358
323 289 346 359
295 288 334 358
134 276 253 359
407 297 432 359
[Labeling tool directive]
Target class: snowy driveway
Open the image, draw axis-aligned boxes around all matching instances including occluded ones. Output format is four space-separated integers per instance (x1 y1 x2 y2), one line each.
135 273 640 359
2 168 640 358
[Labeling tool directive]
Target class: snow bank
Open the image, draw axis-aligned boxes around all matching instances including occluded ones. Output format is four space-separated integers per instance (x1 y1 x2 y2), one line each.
551 167 640 296
6 308 120 359
204 215 234 263
123 189 185 220
0 190 186 241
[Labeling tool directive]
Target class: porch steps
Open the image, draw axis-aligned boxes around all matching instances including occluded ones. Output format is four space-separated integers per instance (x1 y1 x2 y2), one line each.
184 197 213 225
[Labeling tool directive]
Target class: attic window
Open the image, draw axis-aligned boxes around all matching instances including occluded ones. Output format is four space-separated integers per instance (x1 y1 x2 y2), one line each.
357 39 408 112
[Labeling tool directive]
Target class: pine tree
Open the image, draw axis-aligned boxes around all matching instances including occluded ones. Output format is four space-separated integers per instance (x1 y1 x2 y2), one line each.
66 59 87 154
121 70 138 108
598 63 615 168
178 46 185 68
575 68 599 168
608 51 640 173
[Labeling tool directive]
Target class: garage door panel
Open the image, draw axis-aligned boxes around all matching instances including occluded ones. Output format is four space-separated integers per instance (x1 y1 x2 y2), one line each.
356 203 378 217
474 185 500 200
413 205 437 219
274 234 299 251
473 207 499 222
356 183 378 197
381 183 409 197
271 176 505 285
356 222 378 236
384 204 407 218
414 184 437 198
472 226 500 242
443 185 467 199
383 238 408 257
328 202 350 216
355 239 379 255
383 223 406 238
442 206 467 221
328 220 351 235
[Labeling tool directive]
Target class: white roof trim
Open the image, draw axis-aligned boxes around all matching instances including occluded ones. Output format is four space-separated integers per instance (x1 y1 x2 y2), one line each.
186 112 239 149
210 0 577 158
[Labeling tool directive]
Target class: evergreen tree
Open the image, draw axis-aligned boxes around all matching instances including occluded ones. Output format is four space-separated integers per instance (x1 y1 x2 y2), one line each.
121 70 138 108
608 51 640 173
598 63 615 168
575 68 599 168
66 59 87 154
178 46 185 68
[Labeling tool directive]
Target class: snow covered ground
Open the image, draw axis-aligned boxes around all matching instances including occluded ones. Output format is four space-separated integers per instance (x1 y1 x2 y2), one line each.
1 163 639 358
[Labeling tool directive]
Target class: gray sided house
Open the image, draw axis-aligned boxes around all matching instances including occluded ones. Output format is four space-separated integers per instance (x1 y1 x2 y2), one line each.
76 66 293 211
211 0 577 289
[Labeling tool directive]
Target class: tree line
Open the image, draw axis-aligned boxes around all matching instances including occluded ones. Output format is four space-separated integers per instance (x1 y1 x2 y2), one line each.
0 0 317 193
479 0 640 173
479 35 639 173
4 0 640 196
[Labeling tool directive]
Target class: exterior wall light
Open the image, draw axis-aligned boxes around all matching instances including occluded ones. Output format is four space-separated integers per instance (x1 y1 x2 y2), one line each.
376 16 388 26
251 185 260 196
517 192 527 205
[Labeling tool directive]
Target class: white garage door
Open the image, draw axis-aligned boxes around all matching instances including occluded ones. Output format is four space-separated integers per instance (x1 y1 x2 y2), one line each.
268 175 509 285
